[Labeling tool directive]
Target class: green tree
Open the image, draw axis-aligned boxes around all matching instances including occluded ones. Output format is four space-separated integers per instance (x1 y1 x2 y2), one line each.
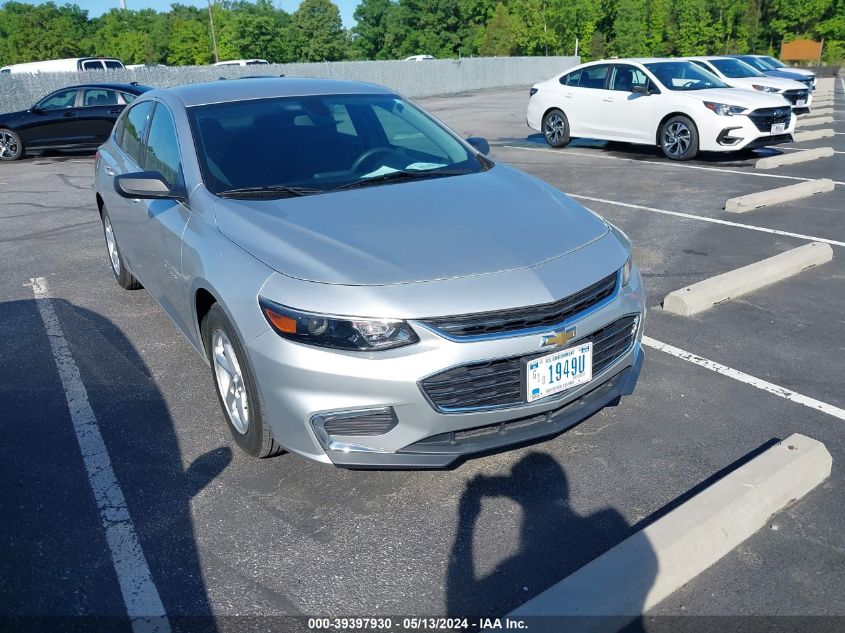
0 1 88 65
290 0 349 61
352 0 395 59
611 0 649 56
479 2 518 56
166 16 212 65
673 0 712 55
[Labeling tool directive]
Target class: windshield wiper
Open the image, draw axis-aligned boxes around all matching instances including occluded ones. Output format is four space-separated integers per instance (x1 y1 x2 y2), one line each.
216 184 320 199
332 169 471 192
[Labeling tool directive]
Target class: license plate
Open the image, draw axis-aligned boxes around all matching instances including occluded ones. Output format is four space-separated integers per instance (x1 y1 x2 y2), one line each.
524 343 593 403
771 122 786 134
796 99 806 106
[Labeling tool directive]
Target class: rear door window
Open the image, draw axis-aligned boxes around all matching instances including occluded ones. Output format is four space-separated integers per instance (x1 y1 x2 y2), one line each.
82 89 119 107
81 60 105 71
578 65 610 89
104 60 123 70
120 101 154 165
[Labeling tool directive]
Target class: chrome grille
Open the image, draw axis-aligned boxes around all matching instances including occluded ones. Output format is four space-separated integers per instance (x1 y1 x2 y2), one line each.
420 314 639 412
748 107 792 132
422 272 618 338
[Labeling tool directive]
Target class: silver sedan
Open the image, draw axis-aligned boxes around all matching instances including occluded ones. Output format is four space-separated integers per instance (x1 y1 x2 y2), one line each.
94 78 646 468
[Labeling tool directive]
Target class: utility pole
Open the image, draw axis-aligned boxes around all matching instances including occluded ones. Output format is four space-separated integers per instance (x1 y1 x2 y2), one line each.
207 0 219 64
119 0 126 9
574 36 579 57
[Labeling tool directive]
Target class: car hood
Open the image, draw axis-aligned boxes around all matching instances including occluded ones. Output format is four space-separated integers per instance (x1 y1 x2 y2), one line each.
0 109 29 124
763 70 812 84
691 87 789 109
727 76 807 91
214 165 610 286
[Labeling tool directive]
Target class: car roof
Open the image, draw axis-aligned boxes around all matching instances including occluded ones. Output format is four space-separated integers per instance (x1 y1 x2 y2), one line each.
159 77 395 107
58 82 153 93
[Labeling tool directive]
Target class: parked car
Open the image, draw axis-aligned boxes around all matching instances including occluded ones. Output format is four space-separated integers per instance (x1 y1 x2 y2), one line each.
527 59 796 160
213 59 269 67
727 55 815 94
681 56 812 112
0 82 151 161
404 55 435 61
0 57 125 74
94 78 646 468
126 63 169 70
747 55 816 88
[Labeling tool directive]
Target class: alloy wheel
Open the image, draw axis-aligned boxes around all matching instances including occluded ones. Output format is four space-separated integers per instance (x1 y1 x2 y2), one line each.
212 329 250 434
662 122 691 158
103 216 121 276
0 131 19 159
544 114 566 144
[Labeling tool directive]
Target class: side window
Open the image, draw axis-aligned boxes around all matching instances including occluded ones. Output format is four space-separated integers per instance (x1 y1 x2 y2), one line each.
82 60 104 71
560 70 581 86
121 92 138 105
104 60 123 70
579 65 610 89
82 89 118 107
610 65 648 92
690 60 710 72
38 89 78 110
144 104 182 187
113 112 127 146
121 101 153 166
330 103 357 137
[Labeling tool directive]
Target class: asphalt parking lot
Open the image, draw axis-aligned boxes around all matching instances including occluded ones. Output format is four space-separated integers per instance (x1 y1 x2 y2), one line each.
1 78 844 630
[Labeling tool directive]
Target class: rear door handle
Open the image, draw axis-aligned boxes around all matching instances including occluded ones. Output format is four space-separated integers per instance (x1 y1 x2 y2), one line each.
602 97 614 102
108 108 122 114
563 92 574 98
62 110 76 118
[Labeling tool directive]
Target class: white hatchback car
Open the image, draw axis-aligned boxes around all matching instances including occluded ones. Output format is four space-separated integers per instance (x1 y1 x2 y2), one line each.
527 59 796 160
681 56 812 110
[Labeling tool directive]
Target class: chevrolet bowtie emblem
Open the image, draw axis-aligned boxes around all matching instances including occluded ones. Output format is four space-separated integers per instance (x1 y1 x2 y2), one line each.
541 327 576 348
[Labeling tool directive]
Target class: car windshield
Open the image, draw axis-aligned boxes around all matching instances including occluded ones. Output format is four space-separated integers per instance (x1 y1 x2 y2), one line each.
763 56 787 69
188 93 487 197
736 56 772 72
709 58 764 78
644 61 728 91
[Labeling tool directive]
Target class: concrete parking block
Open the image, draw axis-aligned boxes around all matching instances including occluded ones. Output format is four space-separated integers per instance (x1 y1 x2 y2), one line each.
510 434 832 628
662 242 832 316
755 147 834 169
795 116 834 128
793 128 835 143
724 178 834 213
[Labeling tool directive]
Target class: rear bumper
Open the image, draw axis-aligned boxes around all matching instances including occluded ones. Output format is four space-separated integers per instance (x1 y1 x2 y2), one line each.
329 348 644 469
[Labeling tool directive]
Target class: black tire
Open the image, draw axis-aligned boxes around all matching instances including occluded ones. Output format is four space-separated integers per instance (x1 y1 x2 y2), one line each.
0 128 24 161
542 109 571 148
658 115 698 161
202 303 284 458
101 207 143 290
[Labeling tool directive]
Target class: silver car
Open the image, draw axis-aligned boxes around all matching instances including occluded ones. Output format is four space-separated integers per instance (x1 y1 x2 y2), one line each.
94 78 646 468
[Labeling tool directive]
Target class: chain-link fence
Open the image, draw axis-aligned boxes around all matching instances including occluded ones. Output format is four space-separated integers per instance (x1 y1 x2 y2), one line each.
0 56 579 114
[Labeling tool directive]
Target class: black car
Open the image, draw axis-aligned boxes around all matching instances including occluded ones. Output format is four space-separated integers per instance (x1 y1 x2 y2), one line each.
0 82 152 161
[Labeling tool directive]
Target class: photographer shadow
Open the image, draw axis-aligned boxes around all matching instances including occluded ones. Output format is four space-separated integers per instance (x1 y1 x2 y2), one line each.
447 452 657 627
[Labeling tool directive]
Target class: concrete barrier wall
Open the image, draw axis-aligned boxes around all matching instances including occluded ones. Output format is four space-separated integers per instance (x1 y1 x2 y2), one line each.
0 56 579 113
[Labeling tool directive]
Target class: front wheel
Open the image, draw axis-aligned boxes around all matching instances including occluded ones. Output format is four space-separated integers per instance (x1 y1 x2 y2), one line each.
202 303 284 458
659 116 698 161
0 128 24 161
542 109 570 148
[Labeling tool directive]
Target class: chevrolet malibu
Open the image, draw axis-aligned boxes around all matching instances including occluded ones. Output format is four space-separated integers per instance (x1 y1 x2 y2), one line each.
94 78 646 468
528 59 796 160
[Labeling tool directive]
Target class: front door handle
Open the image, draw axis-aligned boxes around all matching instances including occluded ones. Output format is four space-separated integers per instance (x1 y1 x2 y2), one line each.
108 108 122 114
105 167 115 176
62 110 76 118
602 97 614 102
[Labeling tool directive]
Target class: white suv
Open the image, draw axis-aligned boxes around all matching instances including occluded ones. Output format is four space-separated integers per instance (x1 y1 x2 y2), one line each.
527 59 796 160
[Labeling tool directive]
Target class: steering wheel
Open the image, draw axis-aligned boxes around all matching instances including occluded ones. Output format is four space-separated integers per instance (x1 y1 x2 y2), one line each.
681 80 697 88
350 146 394 173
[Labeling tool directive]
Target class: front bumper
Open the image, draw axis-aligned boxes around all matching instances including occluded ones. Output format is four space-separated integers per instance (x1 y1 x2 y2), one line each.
245 267 647 469
702 112 796 152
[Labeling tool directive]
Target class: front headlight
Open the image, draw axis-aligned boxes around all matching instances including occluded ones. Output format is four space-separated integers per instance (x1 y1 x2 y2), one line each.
621 255 633 287
703 101 747 116
259 298 419 351
751 84 780 93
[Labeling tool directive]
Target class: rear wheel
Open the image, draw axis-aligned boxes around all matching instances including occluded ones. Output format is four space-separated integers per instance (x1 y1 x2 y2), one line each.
202 303 283 458
101 207 142 290
659 116 698 161
542 109 570 148
0 128 23 161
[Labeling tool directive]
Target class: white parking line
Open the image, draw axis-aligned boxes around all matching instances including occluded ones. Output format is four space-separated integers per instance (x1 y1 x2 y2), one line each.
30 276 170 633
501 145 845 186
643 336 845 421
567 194 845 248
779 147 845 155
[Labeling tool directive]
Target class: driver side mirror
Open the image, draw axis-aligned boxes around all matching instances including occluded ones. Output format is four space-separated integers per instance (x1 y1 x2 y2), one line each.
30 106 44 114
631 85 650 95
466 137 490 155
114 171 185 201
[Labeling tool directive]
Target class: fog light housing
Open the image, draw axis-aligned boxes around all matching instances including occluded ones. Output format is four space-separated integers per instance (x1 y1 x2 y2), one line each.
311 407 398 453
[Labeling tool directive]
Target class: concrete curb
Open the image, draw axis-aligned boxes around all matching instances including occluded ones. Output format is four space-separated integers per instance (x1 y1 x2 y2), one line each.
793 128 835 143
663 242 832 316
724 178 834 213
796 116 834 128
755 147 834 169
509 434 832 630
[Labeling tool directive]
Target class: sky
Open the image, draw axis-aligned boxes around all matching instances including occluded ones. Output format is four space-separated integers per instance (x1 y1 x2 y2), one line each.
32 1 359 27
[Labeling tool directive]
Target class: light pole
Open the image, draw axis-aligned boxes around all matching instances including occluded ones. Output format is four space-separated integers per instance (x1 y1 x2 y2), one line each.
207 0 219 63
